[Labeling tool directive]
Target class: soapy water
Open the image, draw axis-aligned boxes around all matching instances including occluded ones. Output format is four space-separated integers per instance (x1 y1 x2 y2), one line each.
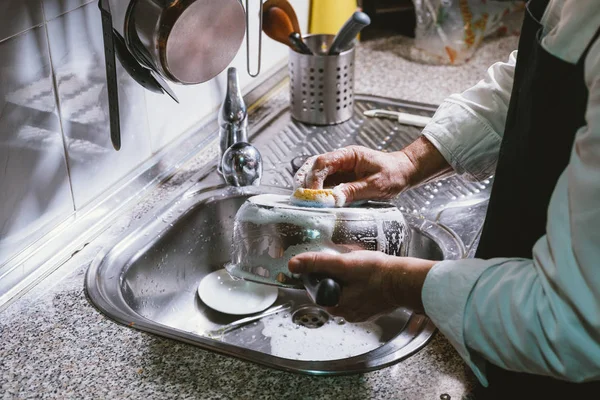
261 312 384 361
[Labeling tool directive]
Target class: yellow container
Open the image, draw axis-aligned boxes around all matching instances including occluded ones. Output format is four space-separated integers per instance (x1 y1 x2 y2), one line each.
309 0 358 35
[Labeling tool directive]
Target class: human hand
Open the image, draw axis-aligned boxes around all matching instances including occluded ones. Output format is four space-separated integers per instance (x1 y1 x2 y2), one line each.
288 250 436 322
293 146 416 206
293 137 451 206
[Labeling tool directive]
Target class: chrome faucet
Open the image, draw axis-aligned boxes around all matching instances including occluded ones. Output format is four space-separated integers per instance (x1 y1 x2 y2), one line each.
218 67 262 187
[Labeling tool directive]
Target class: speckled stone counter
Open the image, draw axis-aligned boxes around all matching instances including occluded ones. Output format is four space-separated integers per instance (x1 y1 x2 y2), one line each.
0 32 519 399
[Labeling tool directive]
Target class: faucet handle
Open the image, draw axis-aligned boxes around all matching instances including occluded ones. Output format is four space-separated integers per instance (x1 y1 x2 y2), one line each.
221 142 263 187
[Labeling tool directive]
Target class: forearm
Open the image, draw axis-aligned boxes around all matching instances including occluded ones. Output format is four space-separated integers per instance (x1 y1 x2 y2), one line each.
382 256 437 314
399 136 453 188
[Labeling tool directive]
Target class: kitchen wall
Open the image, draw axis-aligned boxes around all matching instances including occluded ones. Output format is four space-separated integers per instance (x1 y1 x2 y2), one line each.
0 1 309 270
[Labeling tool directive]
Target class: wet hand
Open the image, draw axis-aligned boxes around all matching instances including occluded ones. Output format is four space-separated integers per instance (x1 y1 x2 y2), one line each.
293 146 417 206
288 250 436 322
293 137 452 207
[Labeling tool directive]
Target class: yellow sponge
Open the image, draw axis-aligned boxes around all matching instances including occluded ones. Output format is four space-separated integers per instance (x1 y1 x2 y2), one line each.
290 188 345 208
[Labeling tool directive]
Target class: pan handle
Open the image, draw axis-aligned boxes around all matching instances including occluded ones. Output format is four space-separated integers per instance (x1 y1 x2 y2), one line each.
98 0 121 150
246 0 263 77
301 274 342 307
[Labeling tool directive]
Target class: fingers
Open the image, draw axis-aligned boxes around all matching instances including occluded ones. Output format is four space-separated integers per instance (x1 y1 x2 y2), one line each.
289 250 386 276
293 146 371 192
288 252 347 276
305 147 363 189
293 156 317 189
334 179 371 205
289 251 397 322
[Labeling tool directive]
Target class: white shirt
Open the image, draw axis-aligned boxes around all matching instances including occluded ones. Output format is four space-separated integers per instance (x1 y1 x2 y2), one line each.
420 0 600 386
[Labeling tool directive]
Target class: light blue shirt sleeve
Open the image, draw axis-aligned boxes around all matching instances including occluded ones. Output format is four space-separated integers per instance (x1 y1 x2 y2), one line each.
419 3 600 386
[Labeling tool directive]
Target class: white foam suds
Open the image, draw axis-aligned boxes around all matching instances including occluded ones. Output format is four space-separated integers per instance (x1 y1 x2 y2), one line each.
243 194 338 231
331 186 347 207
293 156 317 189
261 314 384 361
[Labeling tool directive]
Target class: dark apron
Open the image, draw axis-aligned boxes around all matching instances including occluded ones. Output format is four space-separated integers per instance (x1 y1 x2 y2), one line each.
473 0 600 398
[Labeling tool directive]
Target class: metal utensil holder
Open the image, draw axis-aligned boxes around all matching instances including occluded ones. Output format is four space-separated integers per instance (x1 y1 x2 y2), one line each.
289 34 356 125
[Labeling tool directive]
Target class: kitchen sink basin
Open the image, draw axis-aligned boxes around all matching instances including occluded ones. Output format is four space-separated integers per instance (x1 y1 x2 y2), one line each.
86 93 489 375
86 184 465 375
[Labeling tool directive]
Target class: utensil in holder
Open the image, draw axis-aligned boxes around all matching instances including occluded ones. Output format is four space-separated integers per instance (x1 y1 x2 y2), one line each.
288 34 356 125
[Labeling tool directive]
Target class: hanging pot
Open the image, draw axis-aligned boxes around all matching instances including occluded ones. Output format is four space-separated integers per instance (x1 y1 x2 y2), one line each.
125 0 247 84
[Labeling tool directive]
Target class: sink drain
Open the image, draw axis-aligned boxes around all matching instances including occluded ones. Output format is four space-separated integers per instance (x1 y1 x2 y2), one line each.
292 306 329 329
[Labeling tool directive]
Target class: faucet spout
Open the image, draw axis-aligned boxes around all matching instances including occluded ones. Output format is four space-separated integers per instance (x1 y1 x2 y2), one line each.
218 67 262 187
218 67 248 174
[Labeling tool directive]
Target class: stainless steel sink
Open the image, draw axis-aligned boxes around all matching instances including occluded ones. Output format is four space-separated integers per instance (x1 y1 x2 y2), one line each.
86 93 489 375
86 184 465 375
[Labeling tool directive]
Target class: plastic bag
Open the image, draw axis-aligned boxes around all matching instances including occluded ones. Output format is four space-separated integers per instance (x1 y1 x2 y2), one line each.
412 0 525 65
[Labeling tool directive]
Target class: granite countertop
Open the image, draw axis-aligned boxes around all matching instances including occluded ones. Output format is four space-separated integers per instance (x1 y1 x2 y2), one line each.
0 32 519 399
